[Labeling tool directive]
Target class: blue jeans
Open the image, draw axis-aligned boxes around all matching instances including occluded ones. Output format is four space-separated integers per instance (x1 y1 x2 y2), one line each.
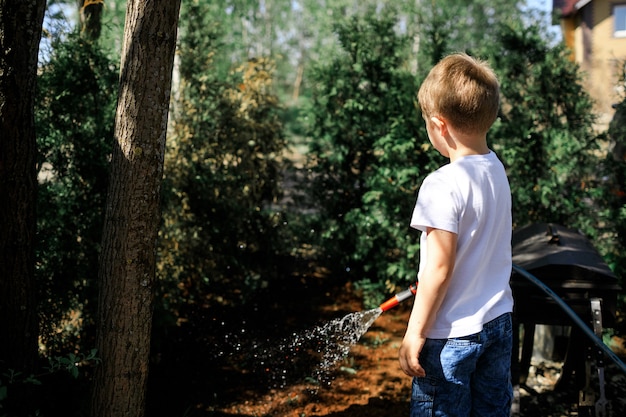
410 312 513 417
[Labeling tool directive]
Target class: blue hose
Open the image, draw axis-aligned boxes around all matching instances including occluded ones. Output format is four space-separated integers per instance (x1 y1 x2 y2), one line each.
512 264 626 375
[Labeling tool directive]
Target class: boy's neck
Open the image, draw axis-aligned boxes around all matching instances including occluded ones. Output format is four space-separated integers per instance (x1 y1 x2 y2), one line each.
447 132 490 162
449 142 490 162
430 115 490 162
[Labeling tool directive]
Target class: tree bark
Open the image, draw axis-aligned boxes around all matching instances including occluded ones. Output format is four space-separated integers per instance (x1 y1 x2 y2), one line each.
79 0 104 40
90 1 181 416
0 0 45 374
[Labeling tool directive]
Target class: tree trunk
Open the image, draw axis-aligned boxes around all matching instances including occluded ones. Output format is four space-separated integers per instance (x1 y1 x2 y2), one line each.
0 0 45 376
90 1 181 417
79 0 104 40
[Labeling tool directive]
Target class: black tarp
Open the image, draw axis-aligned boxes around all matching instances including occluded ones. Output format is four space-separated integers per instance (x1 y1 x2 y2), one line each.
512 223 619 287
511 223 620 325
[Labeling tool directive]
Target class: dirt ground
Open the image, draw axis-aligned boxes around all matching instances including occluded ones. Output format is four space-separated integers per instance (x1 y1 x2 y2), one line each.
211 305 413 417
148 274 626 417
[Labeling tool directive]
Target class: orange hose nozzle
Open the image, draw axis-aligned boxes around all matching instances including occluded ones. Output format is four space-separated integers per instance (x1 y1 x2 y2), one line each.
379 283 417 312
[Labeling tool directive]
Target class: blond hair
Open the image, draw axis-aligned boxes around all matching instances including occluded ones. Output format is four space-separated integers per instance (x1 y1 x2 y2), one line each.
417 53 500 134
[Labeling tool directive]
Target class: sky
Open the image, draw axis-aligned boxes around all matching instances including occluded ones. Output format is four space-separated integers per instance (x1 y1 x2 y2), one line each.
525 0 563 42
528 0 553 13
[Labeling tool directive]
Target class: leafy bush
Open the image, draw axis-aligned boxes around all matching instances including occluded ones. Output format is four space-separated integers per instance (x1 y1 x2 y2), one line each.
304 7 442 304
488 22 602 234
158 2 288 316
1 349 100 416
36 31 118 354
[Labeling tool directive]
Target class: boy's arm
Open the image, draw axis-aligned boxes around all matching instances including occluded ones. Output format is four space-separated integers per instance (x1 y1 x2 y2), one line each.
398 227 457 377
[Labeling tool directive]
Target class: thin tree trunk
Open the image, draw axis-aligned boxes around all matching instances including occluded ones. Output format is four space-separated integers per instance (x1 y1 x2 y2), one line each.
79 0 104 40
292 61 304 101
90 1 181 416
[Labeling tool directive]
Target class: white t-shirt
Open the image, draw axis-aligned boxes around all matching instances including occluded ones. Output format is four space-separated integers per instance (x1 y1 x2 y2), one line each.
410 151 513 339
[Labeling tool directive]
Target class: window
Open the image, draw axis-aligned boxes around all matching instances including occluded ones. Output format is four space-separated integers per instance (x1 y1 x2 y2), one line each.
615 4 626 37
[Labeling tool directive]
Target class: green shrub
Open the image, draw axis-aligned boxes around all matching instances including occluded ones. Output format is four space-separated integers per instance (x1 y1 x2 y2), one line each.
158 2 288 315
36 31 117 354
489 22 602 233
304 7 442 304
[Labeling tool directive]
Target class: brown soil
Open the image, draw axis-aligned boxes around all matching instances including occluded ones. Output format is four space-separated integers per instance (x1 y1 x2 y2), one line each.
213 305 413 417
147 274 626 417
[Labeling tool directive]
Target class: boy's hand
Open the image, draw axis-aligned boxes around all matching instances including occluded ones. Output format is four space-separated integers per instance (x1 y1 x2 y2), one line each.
398 334 427 377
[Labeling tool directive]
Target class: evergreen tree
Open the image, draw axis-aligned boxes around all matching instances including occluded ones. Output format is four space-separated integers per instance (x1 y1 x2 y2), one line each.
488 22 601 233
305 7 441 302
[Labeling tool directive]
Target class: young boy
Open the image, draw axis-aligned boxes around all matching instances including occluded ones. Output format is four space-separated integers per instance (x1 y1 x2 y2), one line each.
398 53 514 417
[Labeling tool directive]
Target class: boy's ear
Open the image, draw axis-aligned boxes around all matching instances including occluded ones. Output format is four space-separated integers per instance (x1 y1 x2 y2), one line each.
430 116 448 135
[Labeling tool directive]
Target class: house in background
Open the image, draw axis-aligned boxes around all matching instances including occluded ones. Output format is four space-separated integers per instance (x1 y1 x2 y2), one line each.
553 0 626 126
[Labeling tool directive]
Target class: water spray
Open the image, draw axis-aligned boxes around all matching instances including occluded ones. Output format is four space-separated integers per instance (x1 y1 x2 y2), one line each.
217 281 420 389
